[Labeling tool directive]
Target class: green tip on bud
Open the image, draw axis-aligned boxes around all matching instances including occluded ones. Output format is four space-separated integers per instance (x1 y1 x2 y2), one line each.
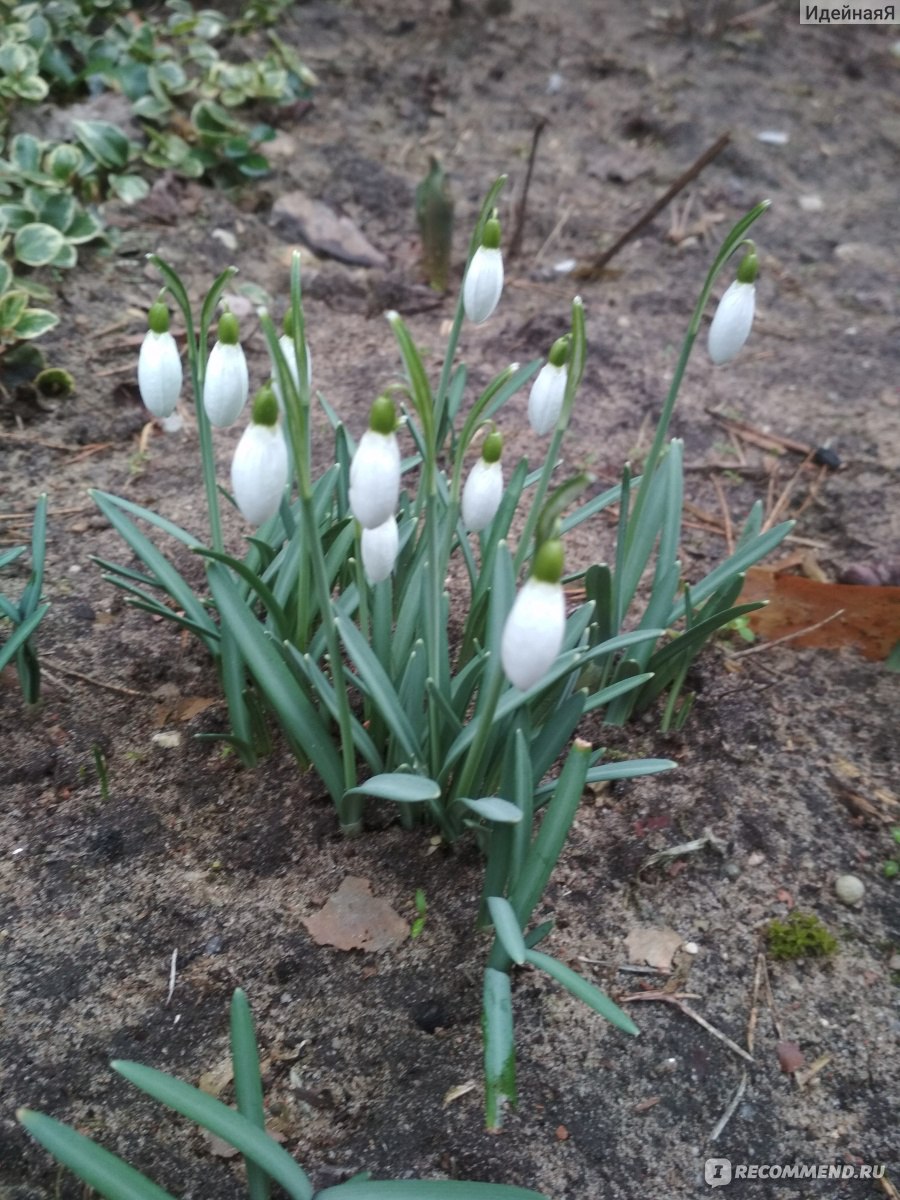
548 335 570 368
532 538 564 585
737 249 759 285
148 301 170 334
251 385 279 427
369 394 396 436
218 311 240 345
482 429 503 463
482 216 501 250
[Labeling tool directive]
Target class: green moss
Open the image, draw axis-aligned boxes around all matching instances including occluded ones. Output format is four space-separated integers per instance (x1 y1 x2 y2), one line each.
766 911 837 960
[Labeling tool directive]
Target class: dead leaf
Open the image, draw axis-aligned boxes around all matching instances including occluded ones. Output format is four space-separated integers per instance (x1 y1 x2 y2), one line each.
443 1081 477 1106
625 926 683 972
197 1057 234 1097
153 695 217 726
303 876 407 953
776 1041 806 1074
204 1131 239 1159
740 569 900 660
633 1095 662 1113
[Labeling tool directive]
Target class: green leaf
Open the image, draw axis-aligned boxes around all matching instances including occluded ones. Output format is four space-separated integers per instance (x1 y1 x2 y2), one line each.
0 602 48 673
73 120 132 169
45 143 84 183
50 241 78 269
317 1184 547 1199
10 133 41 174
334 615 424 765
524 949 639 1036
230 990 271 1200
207 565 344 802
487 897 526 965
109 173 150 204
0 260 11 293
482 967 516 1132
64 208 105 244
0 289 28 330
37 192 75 233
345 774 440 804
17 1109 178 1200
13 308 59 339
459 797 522 824
14 222 65 267
111 1062 313 1200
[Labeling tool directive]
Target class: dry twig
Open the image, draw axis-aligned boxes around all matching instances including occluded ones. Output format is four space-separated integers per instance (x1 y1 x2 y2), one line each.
621 991 754 1063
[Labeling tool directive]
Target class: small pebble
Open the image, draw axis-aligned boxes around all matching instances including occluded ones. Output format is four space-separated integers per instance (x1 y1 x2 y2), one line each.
683 941 700 955
756 129 789 145
835 874 865 906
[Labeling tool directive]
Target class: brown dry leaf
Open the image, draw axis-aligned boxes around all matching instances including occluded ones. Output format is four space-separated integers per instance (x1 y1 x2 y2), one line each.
204 1130 239 1159
197 1057 234 1097
443 1081 477 1106
741 568 900 660
152 695 217 726
776 1041 806 1074
625 926 683 972
633 1095 662 1113
303 876 407 953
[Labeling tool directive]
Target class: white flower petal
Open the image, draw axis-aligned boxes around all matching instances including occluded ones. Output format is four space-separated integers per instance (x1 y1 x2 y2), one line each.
500 578 565 691
138 329 182 418
708 280 756 365
349 429 401 529
462 459 503 532
463 246 504 324
231 422 289 525
203 340 249 427
528 362 567 436
361 516 399 584
272 334 312 411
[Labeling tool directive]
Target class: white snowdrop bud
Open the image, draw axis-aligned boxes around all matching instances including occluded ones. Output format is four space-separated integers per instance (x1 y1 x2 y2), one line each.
138 301 182 418
271 311 312 413
501 540 566 691
708 251 758 365
361 516 400 585
463 217 503 324
349 396 401 529
203 312 249 427
528 336 570 436
462 430 504 532
231 387 289 525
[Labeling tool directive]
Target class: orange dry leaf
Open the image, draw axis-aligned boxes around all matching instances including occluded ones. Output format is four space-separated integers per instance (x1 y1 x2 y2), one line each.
740 568 900 660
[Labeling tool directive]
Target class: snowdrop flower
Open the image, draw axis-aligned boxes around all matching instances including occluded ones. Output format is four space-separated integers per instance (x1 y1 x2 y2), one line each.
272 312 312 413
528 336 569 436
203 311 249 427
137 300 182 418
231 386 289 525
501 539 566 691
463 216 503 324
462 430 504 532
361 516 399 585
349 395 401 529
707 251 758 365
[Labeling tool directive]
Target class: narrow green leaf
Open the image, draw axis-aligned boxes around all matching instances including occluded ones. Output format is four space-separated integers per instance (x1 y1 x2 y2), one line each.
345 774 440 804
334 615 423 764
524 949 639 1036
111 1062 313 1200
17 1110 178 1200
482 967 516 1132
92 491 205 551
487 897 527 965
317 1182 548 1199
195 547 289 640
460 797 522 824
230 990 270 1200
208 565 344 801
0 603 47 673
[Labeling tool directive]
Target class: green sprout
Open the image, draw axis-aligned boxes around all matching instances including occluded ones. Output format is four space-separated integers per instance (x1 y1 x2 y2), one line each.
410 889 428 938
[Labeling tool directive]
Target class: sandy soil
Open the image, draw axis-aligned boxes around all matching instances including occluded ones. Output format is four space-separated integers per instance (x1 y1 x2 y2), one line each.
1 2 899 1198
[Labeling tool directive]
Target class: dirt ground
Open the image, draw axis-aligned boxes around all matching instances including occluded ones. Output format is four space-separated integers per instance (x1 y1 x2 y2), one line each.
2 1 899 1197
